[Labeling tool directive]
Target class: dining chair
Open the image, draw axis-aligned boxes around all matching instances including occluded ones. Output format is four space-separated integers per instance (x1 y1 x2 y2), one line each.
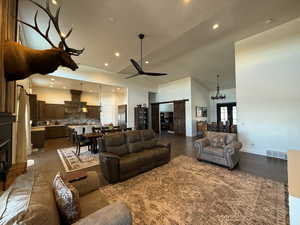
73 131 92 156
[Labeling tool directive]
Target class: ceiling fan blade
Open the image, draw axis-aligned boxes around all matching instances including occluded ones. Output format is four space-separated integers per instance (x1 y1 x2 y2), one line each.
130 59 144 74
125 73 140 79
144 72 168 76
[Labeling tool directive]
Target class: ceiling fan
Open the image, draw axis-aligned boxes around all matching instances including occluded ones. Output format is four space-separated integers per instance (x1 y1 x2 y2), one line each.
126 33 168 79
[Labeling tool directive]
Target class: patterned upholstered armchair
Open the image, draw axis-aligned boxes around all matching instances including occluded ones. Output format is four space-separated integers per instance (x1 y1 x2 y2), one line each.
194 131 242 169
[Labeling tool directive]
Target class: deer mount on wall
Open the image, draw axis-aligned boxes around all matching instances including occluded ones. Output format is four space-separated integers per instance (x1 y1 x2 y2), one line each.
4 0 84 81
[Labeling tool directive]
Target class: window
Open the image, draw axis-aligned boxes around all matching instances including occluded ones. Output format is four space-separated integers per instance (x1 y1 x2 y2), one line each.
217 103 237 126
220 107 228 124
232 106 237 125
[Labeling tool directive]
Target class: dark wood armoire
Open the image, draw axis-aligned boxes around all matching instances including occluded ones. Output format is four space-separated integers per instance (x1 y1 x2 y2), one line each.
134 106 148 130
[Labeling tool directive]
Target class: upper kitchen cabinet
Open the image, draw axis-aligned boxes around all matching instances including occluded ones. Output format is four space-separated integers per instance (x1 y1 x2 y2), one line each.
29 94 38 125
45 104 65 120
37 101 46 121
87 106 101 120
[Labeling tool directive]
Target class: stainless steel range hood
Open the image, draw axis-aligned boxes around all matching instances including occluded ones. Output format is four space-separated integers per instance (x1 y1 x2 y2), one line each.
64 90 88 114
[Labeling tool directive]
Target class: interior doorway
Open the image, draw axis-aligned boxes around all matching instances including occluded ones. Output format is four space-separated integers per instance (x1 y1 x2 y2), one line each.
159 103 174 134
151 100 187 136
217 102 237 125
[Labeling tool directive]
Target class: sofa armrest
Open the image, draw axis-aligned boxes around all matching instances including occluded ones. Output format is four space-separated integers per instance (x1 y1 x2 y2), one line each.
99 152 120 183
224 141 243 154
73 202 132 225
156 142 171 150
194 138 210 153
70 171 100 196
100 152 120 160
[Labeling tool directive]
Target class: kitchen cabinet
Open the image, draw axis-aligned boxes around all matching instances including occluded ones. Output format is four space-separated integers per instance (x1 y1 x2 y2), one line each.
31 127 45 148
29 94 38 125
45 126 67 139
45 104 65 120
87 106 100 120
37 101 46 121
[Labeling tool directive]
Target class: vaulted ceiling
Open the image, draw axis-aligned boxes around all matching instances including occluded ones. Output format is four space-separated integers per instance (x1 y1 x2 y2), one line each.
19 0 300 89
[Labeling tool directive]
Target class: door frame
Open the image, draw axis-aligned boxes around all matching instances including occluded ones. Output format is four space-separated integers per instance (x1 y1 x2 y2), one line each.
151 99 189 135
216 102 236 125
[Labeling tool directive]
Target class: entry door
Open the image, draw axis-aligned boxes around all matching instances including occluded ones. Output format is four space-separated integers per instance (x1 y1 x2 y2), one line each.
173 101 186 136
151 103 160 134
217 102 237 125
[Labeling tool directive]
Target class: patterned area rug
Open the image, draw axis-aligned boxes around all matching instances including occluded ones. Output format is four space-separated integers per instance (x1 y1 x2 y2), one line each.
57 146 99 172
101 155 289 225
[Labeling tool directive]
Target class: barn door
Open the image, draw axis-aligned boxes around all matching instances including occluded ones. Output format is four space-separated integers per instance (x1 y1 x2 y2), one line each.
173 101 186 136
151 103 160 134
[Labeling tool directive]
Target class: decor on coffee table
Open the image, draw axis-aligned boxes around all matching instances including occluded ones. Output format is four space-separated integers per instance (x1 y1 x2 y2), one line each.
99 129 171 183
57 146 99 172
101 155 289 225
194 131 242 169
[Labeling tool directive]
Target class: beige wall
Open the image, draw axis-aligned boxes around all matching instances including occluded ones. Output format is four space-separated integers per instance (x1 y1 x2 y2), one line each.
32 87 100 105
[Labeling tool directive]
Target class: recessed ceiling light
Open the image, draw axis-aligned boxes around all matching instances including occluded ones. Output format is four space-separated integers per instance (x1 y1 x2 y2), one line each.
52 0 57 5
145 61 149 64
212 24 219 30
115 52 120 57
183 0 191 4
104 62 109 67
108 17 116 23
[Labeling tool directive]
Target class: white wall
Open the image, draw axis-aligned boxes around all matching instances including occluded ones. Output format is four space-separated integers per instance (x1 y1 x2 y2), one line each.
235 17 300 156
191 78 209 136
157 77 192 136
209 88 236 122
156 77 210 137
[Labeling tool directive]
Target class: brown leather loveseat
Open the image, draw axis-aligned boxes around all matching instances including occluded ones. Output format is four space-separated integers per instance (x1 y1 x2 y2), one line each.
99 129 171 183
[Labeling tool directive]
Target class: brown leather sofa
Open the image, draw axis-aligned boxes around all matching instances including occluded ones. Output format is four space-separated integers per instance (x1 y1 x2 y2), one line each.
99 129 171 183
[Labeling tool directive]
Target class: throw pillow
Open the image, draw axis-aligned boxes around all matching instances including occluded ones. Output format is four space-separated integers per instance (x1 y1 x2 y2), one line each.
210 135 226 148
53 173 81 225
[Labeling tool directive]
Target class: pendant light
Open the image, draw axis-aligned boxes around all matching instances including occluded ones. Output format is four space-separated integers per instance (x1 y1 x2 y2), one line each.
211 75 226 100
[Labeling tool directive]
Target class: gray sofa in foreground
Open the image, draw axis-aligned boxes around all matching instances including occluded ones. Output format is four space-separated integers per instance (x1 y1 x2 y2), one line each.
194 131 242 169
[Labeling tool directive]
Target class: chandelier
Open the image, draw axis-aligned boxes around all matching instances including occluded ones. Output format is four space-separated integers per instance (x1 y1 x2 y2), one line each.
211 75 226 100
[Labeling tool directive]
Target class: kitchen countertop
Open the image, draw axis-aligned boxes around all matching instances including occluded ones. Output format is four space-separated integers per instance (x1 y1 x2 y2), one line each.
31 127 46 132
68 125 98 129
31 125 66 131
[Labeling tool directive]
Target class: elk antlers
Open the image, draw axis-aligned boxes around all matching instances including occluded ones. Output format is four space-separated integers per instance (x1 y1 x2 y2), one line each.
18 0 84 56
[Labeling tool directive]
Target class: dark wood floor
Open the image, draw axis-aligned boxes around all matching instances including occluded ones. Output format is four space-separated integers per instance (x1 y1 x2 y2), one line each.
29 133 287 185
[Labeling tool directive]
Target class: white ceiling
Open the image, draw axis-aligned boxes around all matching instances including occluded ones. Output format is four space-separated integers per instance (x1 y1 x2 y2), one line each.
19 0 300 90
30 74 126 94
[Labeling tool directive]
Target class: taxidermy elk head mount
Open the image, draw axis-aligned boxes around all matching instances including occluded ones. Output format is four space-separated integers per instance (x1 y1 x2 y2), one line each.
4 0 84 81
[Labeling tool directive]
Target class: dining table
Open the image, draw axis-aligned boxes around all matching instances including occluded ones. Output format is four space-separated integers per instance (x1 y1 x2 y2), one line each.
82 132 103 154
